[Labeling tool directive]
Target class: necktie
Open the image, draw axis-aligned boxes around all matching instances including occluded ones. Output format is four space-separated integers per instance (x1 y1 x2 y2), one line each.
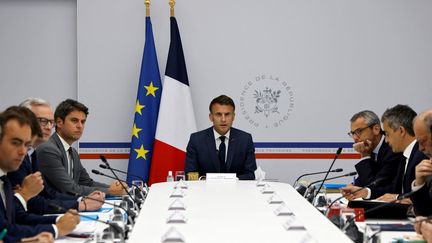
1 175 13 224
218 136 226 173
68 147 74 178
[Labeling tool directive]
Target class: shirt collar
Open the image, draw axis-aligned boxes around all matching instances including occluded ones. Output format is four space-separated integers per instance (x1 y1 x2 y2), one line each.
27 147 35 157
403 139 417 159
57 132 72 152
373 135 385 155
213 128 230 141
0 168 6 177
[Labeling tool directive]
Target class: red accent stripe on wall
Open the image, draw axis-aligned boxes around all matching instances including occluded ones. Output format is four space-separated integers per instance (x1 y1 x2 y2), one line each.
81 153 361 160
255 153 360 159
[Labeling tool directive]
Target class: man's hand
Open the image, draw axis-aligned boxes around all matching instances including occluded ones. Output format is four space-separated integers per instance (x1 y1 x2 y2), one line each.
108 180 128 196
421 220 432 243
79 191 105 211
415 159 432 186
353 140 373 158
340 184 368 200
20 232 54 243
56 209 80 237
18 172 44 201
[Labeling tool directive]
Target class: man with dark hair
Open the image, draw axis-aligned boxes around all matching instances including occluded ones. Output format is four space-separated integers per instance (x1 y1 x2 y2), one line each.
7 98 103 215
184 95 257 180
37 99 126 196
375 105 427 203
0 106 79 242
341 110 405 200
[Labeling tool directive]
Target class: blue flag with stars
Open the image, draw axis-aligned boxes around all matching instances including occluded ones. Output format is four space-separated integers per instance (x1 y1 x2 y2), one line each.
127 16 162 184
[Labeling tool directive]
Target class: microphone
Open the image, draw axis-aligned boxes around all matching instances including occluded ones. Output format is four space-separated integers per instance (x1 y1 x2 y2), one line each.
99 164 149 197
48 203 125 240
68 191 137 219
342 190 418 232
98 156 141 206
326 177 385 213
304 172 357 202
99 164 145 182
293 168 343 187
92 169 141 207
313 147 343 202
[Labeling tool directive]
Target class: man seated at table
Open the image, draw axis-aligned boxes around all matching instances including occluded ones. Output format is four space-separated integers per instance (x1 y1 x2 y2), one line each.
37 99 127 196
374 105 427 203
341 110 405 200
184 95 257 180
0 106 80 241
7 98 103 214
412 109 432 242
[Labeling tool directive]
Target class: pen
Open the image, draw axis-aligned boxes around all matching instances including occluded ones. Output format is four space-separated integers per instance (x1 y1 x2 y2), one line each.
0 228 8 240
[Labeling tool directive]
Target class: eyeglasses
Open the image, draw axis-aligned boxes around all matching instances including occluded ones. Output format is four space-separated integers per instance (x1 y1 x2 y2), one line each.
347 124 375 137
37 117 55 127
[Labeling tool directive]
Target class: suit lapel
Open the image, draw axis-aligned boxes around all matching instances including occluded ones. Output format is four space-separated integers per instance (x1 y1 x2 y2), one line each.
52 134 70 173
205 128 220 172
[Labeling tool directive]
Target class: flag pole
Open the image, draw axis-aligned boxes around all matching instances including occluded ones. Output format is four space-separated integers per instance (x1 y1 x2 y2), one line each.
169 0 175 17
145 0 150 17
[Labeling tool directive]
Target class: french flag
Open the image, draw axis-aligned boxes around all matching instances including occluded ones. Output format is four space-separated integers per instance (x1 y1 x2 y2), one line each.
148 16 197 185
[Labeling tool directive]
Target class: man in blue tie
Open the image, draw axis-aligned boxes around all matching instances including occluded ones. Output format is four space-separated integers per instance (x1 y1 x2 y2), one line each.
184 95 257 180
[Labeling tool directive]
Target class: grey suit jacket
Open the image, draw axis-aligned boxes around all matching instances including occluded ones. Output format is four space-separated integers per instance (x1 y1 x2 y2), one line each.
37 133 110 196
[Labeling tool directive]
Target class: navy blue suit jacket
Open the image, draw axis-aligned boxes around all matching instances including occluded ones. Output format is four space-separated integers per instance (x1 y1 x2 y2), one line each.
410 145 432 216
0 177 56 242
354 140 405 199
7 153 78 214
184 127 257 180
401 143 427 194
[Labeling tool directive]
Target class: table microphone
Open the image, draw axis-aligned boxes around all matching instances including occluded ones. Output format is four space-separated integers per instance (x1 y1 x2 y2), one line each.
99 164 149 196
293 168 343 187
91 169 141 206
67 191 137 219
304 171 357 199
314 147 343 202
341 189 418 236
326 177 386 214
48 203 125 240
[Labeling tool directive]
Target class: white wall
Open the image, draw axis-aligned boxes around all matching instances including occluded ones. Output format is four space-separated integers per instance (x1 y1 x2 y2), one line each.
1 0 431 185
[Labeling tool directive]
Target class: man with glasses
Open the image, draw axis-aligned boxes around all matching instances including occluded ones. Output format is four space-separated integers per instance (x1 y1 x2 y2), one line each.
341 110 405 200
7 98 103 214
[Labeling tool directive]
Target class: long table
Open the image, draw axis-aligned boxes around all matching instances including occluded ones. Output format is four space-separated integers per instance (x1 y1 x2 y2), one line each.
128 181 353 243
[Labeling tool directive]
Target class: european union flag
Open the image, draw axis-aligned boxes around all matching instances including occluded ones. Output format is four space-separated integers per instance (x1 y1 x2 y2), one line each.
127 17 161 184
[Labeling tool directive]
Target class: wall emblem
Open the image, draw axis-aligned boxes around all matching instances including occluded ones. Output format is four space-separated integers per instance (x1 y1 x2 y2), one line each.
240 75 294 128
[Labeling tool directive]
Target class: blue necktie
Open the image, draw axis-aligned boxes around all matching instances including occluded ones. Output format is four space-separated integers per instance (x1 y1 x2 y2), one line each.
218 136 226 173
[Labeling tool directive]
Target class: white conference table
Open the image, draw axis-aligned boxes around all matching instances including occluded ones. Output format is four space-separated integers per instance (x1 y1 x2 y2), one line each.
128 180 353 243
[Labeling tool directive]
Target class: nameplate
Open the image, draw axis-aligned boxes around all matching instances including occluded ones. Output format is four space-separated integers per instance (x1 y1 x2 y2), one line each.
206 173 237 182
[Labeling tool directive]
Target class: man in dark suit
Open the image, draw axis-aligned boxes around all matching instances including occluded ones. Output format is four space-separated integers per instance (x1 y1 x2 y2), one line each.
7 98 103 214
341 110 405 200
0 106 79 241
411 109 432 216
184 95 257 180
374 105 427 203
37 99 126 196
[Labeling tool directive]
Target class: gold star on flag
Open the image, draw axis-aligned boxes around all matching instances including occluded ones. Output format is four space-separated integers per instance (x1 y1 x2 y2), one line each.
132 123 142 139
144 81 159 97
135 100 145 115
134 145 149 160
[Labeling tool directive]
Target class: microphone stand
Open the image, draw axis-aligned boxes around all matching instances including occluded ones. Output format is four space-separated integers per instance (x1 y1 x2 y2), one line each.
313 147 343 203
293 168 343 187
